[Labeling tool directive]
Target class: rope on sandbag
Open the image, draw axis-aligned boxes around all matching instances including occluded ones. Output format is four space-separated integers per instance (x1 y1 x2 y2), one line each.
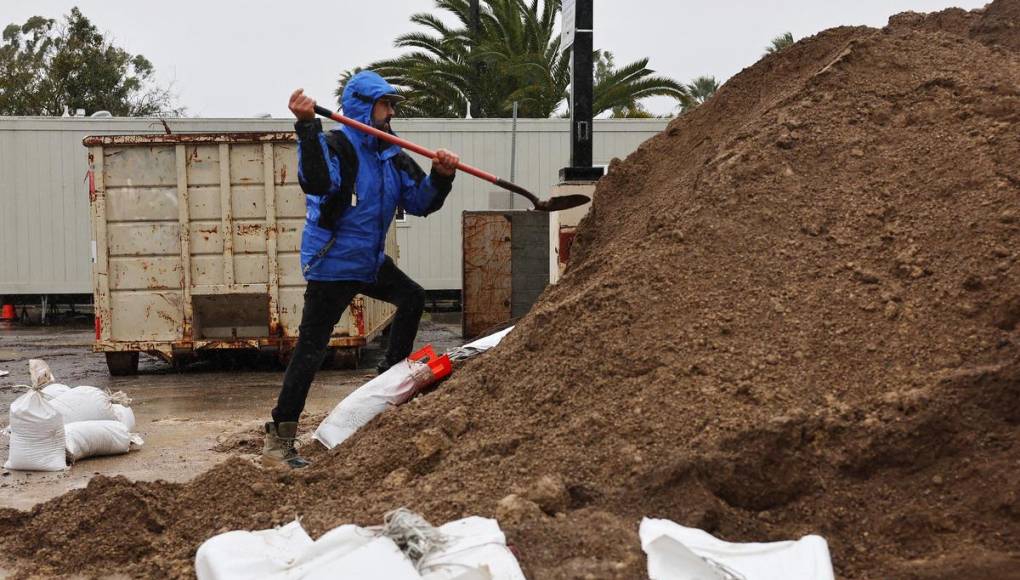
375 507 448 569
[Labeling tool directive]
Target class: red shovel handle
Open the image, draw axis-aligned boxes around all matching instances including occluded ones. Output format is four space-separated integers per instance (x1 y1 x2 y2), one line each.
312 104 543 207
313 104 501 183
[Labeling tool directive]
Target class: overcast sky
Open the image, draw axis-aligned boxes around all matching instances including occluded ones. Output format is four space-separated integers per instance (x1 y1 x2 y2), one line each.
2 0 990 118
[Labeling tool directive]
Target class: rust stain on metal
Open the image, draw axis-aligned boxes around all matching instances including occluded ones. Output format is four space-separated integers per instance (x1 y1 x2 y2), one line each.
235 223 262 236
351 298 366 336
198 225 218 242
87 152 97 202
156 311 176 327
94 334 370 361
279 164 288 186
268 293 282 337
83 132 297 146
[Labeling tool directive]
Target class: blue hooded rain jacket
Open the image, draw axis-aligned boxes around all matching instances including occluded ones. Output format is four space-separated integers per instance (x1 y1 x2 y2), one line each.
294 71 453 282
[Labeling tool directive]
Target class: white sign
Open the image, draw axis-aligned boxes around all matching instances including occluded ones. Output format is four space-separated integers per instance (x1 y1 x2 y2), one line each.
561 0 576 49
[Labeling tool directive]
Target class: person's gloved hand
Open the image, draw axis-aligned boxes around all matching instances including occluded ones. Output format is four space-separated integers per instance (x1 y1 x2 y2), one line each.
432 149 459 177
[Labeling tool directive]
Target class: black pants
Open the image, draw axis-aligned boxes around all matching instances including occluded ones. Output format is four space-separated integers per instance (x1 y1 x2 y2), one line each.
272 256 426 424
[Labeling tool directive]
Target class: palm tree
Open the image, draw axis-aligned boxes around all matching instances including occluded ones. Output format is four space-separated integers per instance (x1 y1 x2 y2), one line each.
765 32 795 55
594 50 685 118
339 0 685 118
678 76 719 114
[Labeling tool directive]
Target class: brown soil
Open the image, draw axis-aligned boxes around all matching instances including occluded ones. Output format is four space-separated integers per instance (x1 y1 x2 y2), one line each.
2 2 1019 578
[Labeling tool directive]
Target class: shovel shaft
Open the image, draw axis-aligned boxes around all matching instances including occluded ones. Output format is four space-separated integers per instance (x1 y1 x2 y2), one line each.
312 104 501 185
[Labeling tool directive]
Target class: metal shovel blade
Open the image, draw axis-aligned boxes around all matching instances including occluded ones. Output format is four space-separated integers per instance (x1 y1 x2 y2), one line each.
494 178 591 212
534 194 592 212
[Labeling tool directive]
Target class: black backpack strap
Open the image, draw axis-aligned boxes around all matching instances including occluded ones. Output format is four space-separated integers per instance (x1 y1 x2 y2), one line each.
317 130 359 229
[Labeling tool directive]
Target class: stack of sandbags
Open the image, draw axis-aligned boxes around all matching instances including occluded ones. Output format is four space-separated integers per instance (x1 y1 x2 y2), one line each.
195 510 525 580
2 360 143 470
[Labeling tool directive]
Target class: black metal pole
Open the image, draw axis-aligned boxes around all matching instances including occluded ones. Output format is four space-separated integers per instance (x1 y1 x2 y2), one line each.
560 0 603 182
469 0 482 118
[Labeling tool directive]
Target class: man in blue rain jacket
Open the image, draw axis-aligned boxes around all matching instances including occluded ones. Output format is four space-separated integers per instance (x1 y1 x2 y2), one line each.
264 71 459 468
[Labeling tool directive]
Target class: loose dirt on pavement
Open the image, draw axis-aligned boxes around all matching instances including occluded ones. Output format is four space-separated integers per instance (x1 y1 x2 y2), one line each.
1 2 1019 578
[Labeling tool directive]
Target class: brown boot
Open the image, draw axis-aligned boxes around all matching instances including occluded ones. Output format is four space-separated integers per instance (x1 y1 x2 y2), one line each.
262 421 310 469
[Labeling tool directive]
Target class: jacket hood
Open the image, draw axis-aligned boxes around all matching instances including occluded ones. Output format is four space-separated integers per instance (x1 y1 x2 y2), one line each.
341 71 401 148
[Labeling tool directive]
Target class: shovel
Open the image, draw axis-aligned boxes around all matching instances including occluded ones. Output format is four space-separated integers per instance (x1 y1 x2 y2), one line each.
313 104 591 212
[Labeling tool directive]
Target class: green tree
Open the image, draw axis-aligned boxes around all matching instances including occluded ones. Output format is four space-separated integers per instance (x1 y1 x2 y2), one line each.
0 8 180 116
337 0 684 118
765 32 795 55
0 16 56 115
594 50 683 118
678 76 720 114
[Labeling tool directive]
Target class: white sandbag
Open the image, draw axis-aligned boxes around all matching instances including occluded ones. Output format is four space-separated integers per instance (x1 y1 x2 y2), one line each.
640 518 834 580
421 516 526 580
301 534 420 580
4 387 66 471
112 404 136 431
196 513 524 580
196 520 314 579
41 383 71 398
64 420 143 462
50 386 119 424
447 327 514 362
314 359 430 449
196 520 419 580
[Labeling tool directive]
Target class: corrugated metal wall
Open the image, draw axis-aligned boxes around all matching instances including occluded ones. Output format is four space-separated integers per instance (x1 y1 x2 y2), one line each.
0 116 667 294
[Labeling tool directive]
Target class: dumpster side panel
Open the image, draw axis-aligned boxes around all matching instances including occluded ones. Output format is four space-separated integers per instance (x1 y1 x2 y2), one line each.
92 133 396 359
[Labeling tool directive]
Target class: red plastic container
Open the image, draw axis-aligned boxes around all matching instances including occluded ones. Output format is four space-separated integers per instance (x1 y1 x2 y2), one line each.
409 345 453 381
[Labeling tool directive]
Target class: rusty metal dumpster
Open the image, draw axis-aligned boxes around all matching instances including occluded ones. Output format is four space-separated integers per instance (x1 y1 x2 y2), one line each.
84 133 397 375
462 211 552 339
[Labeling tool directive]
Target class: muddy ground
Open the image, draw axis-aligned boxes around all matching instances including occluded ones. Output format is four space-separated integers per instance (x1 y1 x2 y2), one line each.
0 317 462 511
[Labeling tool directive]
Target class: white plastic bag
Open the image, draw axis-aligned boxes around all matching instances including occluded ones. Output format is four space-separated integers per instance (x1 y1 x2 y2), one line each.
112 404 136 431
64 420 143 462
50 386 119 424
314 359 432 449
4 387 67 472
640 518 834 580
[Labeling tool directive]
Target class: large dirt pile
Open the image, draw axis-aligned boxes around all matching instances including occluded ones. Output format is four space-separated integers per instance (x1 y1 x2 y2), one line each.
2 2 1019 578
